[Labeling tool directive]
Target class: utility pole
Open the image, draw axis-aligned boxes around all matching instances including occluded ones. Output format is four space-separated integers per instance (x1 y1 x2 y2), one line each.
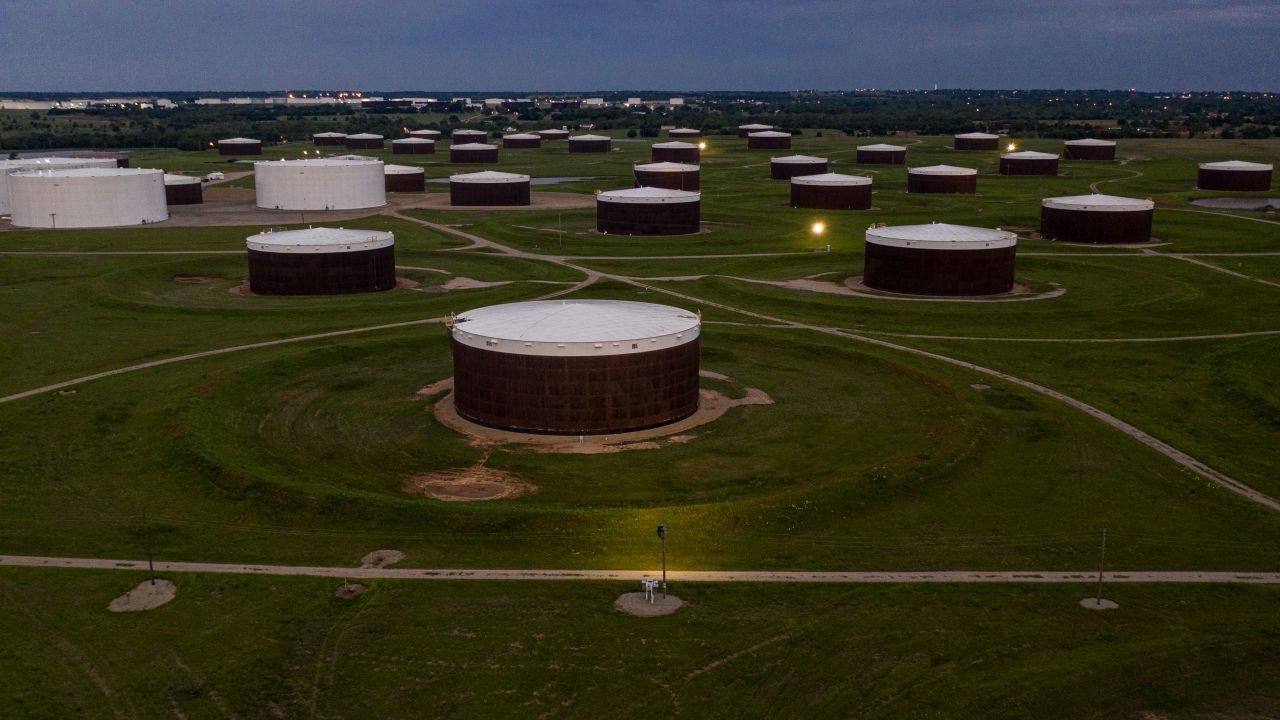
49 212 56 229
143 511 155 586
1094 528 1107 607
657 524 667 599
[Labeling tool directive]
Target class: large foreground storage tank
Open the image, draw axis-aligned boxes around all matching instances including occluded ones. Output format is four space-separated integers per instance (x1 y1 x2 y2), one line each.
0 157 118 215
9 167 168 228
634 162 700 191
246 227 396 295
254 157 386 210
449 171 531 206
864 223 1017 296
450 299 701 434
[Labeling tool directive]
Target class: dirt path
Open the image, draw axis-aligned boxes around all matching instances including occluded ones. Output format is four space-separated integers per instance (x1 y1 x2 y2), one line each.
2 555 1276 584
1165 253 1280 289
858 329 1280 343
1088 162 1143 193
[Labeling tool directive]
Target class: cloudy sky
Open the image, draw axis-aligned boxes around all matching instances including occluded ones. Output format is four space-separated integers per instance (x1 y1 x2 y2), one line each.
1 0 1276 91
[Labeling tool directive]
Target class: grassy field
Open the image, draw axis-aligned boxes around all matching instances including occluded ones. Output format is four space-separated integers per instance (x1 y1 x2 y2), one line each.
1 131 1278 715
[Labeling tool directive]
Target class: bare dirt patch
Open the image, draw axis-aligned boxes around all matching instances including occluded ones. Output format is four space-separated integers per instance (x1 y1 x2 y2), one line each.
108 579 176 612
172 275 224 284
616 592 684 617
360 550 405 568
228 281 254 296
335 583 366 599
415 377 454 398
395 276 421 289
437 276 511 291
426 374 773 454
403 450 537 502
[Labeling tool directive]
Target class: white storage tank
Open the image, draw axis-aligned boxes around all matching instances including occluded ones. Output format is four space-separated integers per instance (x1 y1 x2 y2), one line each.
0 157 119 215
254 157 386 211
8 167 168 228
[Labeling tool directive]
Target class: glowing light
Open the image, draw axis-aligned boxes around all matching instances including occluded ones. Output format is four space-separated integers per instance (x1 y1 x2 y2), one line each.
1006 143 1017 152
698 141 707 150
811 222 825 236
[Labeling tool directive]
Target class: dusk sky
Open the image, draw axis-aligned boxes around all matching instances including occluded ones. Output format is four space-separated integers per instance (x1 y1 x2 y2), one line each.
1 0 1277 92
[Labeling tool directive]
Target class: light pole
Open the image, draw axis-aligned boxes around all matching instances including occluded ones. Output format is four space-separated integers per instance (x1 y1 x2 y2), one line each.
1094 528 1107 607
657 524 666 598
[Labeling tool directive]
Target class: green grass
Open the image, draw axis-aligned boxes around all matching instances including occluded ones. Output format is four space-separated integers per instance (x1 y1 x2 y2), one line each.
2 569 1279 720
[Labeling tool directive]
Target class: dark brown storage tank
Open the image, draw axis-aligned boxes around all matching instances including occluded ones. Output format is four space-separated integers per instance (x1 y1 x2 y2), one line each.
633 162 700 191
391 138 435 155
449 171 531 206
863 223 1016 296
770 154 828 179
738 123 773 138
217 137 262 155
1063 138 1116 160
790 173 872 210
384 164 426 193
907 165 978 193
452 129 487 143
163 174 203 205
1039 194 1155 244
313 132 348 146
503 133 543 149
569 134 612 153
345 133 385 150
596 187 700 235
409 129 443 141
449 299 701 434
651 141 701 163
668 128 701 138
246 227 396 295
537 128 571 141
954 132 1001 151
1197 161 1273 191
1000 151 1060 176
856 143 907 164
450 143 499 163
747 131 791 150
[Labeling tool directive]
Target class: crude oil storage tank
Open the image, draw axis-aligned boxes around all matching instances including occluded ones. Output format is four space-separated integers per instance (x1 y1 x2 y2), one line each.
246 227 396 295
569 134 612 153
217 137 262 155
503 133 543 149
651 141 700 163
254 156 386 210
634 162 700 191
856 143 907 164
8 167 168 228
954 132 1000 151
313 132 347 146
907 165 978 193
738 123 773 138
384 164 426 192
392 137 435 155
747 131 791 150
1197 161 1273 191
668 128 701 138
1063 138 1116 160
1000 150 1060 176
345 133 385 150
449 299 701 434
790 173 872 210
537 128 570 141
1039 194 1154 244
863 223 1017 296
163 174 204 205
409 129 442 141
770 154 828 179
452 129 487 143
450 143 499 163
0 157 118 215
596 187 700 235
449 171 531 206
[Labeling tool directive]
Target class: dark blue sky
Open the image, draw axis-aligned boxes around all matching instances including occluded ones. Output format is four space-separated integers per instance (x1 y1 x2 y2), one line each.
1 0 1276 92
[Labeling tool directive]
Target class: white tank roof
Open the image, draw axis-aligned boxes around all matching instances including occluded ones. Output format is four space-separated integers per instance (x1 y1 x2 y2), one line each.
909 164 977 176
346 133 384 140
219 137 260 143
15 167 158 179
384 164 424 175
409 129 441 135
771 154 826 164
503 133 541 140
452 142 497 150
1041 194 1154 211
858 143 906 151
866 223 1017 250
538 128 570 134
392 137 434 144
634 162 699 172
749 131 791 138
1199 160 1272 171
452 299 699 357
246 227 394 254
163 173 202 185
597 186 700 204
1002 151 1059 160
569 134 611 141
791 172 872 186
1065 138 1116 146
453 129 485 134
313 132 347 138
955 132 1000 139
450 170 530 184
1 157 117 172
739 123 773 130
669 127 700 132
652 141 699 149
256 157 382 168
